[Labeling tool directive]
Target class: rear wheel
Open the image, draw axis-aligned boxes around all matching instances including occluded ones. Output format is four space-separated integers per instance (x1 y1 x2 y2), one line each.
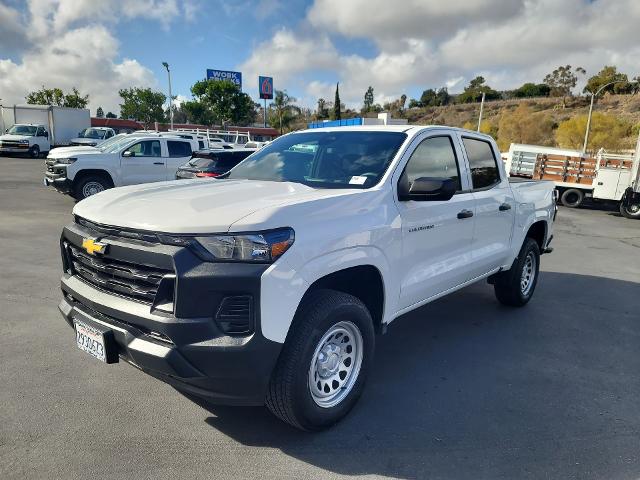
560 188 584 208
493 238 541 307
619 200 640 219
266 289 375 431
73 174 112 200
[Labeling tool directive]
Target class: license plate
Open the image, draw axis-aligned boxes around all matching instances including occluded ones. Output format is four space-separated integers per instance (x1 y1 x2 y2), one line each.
75 320 107 362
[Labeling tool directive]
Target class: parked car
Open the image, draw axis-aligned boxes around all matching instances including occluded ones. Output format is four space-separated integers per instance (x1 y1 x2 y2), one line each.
0 123 50 157
69 127 116 147
175 149 254 179
44 133 197 200
244 141 269 149
56 126 556 431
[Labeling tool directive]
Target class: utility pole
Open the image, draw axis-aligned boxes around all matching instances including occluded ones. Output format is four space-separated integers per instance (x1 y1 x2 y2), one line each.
477 92 485 132
582 80 624 154
162 62 173 130
263 99 267 128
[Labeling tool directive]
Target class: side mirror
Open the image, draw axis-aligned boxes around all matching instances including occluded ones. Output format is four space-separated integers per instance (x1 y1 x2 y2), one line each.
398 176 457 201
122 150 134 157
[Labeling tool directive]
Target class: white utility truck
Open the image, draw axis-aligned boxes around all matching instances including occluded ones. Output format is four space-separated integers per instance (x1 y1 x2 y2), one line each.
69 127 117 147
44 133 197 199
0 104 90 156
505 143 640 219
56 126 556 430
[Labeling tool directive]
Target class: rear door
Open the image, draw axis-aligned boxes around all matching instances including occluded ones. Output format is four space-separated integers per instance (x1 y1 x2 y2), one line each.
120 139 166 185
458 134 515 276
165 140 194 179
394 131 476 310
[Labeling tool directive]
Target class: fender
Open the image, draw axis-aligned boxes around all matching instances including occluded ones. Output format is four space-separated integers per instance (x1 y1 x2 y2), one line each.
67 161 118 184
259 245 396 343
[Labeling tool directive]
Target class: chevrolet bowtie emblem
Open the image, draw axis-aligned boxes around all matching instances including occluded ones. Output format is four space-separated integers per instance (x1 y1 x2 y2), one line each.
82 238 108 255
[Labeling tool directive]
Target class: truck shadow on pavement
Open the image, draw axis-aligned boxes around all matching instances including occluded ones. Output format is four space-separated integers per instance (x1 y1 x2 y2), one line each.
181 272 640 479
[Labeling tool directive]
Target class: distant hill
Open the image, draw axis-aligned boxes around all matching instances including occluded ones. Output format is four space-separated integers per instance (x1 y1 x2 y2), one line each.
402 93 640 151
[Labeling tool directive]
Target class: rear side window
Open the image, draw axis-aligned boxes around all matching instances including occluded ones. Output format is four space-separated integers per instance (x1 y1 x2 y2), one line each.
198 140 205 149
403 136 461 190
167 141 192 157
463 137 500 189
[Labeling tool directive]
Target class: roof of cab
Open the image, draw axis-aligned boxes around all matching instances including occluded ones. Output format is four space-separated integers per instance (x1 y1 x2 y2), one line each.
294 124 496 142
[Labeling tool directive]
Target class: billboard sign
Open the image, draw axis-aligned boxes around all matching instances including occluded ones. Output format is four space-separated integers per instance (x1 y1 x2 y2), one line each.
259 76 274 99
206 69 242 89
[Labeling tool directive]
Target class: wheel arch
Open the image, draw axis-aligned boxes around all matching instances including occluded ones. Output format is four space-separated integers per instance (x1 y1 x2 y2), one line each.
525 220 547 251
72 169 114 188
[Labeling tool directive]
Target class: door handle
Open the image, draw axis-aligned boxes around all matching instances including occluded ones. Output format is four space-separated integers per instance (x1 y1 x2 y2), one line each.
153 162 164 165
457 209 474 219
499 203 512 211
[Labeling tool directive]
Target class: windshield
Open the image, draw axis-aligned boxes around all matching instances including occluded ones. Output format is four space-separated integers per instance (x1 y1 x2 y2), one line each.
225 131 407 189
98 135 136 153
7 125 37 136
78 128 106 139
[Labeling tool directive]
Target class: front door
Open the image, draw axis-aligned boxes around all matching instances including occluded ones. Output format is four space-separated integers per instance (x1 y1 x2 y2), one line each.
395 133 476 310
120 139 166 185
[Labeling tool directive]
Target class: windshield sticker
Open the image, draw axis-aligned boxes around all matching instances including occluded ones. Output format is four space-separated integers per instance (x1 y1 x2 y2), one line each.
349 176 367 185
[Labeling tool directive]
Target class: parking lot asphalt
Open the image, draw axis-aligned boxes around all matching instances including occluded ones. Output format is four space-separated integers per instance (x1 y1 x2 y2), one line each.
1 155 639 480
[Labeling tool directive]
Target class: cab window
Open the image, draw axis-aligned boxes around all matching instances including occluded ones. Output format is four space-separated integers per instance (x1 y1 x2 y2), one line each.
124 140 161 157
462 137 500 190
167 140 192 157
403 136 461 190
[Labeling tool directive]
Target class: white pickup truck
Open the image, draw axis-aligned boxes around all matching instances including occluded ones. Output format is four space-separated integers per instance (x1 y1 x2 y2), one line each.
44 133 197 199
57 126 556 430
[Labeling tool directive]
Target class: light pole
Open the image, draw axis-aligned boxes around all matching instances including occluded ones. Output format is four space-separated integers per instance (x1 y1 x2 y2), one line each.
162 62 173 130
477 91 486 132
582 80 624 154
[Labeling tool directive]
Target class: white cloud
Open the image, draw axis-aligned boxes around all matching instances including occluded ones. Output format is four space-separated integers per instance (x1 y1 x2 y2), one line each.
0 0 192 114
240 0 640 109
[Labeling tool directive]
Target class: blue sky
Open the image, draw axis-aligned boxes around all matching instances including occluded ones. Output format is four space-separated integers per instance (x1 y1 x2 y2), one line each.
1 0 639 116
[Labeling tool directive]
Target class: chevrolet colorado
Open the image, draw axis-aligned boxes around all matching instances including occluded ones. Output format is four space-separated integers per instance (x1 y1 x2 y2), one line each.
57 126 556 430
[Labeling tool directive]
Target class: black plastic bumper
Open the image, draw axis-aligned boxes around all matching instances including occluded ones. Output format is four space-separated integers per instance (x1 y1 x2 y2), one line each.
58 221 283 406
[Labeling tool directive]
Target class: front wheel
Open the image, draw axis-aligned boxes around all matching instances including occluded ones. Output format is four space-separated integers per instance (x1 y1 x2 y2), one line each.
266 289 375 431
493 238 541 307
619 200 640 219
73 175 112 200
29 145 40 158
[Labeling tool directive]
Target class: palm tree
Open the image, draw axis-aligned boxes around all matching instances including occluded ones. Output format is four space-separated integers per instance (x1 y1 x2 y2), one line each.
270 90 300 134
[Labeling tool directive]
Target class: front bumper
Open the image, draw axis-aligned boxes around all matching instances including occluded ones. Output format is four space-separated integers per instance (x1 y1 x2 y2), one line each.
44 172 72 193
0 146 30 153
58 221 283 406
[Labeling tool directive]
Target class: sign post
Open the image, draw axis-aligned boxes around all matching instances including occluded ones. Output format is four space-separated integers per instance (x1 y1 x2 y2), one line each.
259 76 273 128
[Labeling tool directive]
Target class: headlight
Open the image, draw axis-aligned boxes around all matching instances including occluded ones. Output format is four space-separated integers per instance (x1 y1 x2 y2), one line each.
56 158 77 164
19 139 29 144
159 228 294 263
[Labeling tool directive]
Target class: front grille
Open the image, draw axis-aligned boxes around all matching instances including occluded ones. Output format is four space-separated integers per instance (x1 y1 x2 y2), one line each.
1 141 29 148
215 295 254 334
75 216 160 243
67 244 172 304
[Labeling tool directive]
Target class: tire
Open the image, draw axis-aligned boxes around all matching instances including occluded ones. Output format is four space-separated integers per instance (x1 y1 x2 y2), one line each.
493 237 541 307
619 200 640 219
73 174 112 200
560 188 584 208
266 289 375 431
29 145 40 158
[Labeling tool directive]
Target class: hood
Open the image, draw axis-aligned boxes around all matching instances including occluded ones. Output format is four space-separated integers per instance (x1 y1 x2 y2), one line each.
73 179 353 234
70 137 103 146
0 134 32 141
48 145 101 157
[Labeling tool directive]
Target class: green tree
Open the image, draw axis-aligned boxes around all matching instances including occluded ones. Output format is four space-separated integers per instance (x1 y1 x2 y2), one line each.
419 88 437 107
96 106 104 118
190 79 257 126
105 111 117 118
26 86 89 108
118 87 166 129
512 82 550 98
584 66 633 95
363 86 374 112
269 90 300 134
544 65 585 107
316 98 329 119
333 83 341 120
435 87 450 106
181 100 215 125
457 76 500 103
496 104 554 151
556 112 632 151
408 99 421 109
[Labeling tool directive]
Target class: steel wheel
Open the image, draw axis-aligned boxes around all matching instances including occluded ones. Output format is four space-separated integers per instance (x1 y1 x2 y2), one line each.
82 181 105 198
520 251 537 296
308 321 363 409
